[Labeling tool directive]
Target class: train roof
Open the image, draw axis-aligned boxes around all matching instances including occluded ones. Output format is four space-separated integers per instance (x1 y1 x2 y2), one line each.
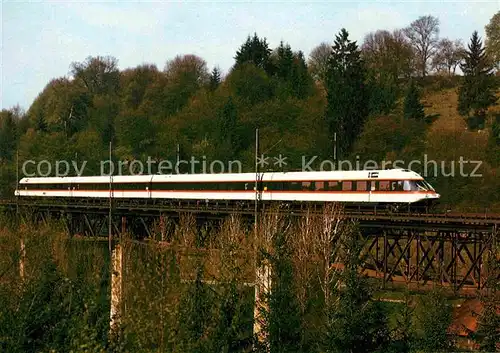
18 169 425 184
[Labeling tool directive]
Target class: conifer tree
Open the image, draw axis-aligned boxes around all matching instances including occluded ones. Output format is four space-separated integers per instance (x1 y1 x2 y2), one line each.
458 31 498 129
290 51 313 99
215 97 238 160
34 112 48 133
0 111 17 161
235 33 273 75
176 266 214 352
366 72 398 116
388 291 415 353
325 28 369 160
275 41 294 80
414 288 453 352
325 224 390 353
473 244 500 351
403 80 425 121
493 114 500 146
262 231 303 353
273 43 312 99
209 67 222 91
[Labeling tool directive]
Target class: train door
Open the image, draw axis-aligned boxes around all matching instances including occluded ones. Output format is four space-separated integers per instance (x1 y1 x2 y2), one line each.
148 175 153 199
367 171 380 203
109 176 114 199
69 183 73 197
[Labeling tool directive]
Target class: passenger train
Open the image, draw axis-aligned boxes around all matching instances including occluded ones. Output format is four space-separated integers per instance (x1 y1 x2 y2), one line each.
15 169 440 211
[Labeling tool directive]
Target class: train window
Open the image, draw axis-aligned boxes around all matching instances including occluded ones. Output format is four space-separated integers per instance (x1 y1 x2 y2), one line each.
378 181 390 191
342 181 352 191
272 182 284 191
315 181 325 191
327 181 341 191
392 181 404 191
302 181 311 190
356 181 368 191
406 180 428 191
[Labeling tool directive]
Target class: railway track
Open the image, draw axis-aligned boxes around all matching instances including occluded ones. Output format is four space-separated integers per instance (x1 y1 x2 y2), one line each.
1 198 499 227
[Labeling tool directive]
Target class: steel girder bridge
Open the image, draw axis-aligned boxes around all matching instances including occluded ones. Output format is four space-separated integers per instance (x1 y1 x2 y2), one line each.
1 198 499 295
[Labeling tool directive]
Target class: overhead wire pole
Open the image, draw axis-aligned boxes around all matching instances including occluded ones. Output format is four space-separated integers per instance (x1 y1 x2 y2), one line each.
253 127 262 343
109 139 122 338
252 130 283 347
16 149 25 280
108 141 113 253
333 132 337 170
16 150 19 222
255 128 259 239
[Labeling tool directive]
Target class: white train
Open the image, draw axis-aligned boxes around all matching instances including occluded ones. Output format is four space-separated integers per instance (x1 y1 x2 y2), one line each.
15 169 440 210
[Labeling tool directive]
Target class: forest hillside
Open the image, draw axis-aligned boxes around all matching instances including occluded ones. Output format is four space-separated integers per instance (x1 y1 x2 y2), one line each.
1 13 499 212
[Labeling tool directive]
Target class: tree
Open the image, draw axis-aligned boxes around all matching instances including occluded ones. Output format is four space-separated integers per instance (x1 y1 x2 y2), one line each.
325 224 390 353
176 267 214 352
274 41 295 80
164 54 209 85
215 97 239 159
114 112 156 159
266 231 303 353
325 28 369 160
432 38 465 75
485 11 500 72
361 29 414 80
474 295 500 351
209 66 222 91
120 64 160 109
361 29 413 115
290 51 313 99
271 43 313 99
234 33 273 75
473 239 500 352
493 114 500 146
164 54 210 114
88 94 119 145
389 291 415 353
0 110 17 161
226 63 273 106
414 288 453 352
70 56 120 95
458 31 498 129
25 78 90 137
366 73 399 116
308 42 331 83
403 80 425 121
404 15 440 77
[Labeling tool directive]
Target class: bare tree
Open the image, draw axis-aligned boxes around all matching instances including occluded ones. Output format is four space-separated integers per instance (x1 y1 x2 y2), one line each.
432 38 465 75
404 15 440 77
485 11 500 72
164 54 210 86
314 203 346 304
307 42 331 83
361 29 414 79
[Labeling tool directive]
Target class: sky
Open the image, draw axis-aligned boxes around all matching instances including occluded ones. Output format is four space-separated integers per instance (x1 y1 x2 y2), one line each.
1 0 499 111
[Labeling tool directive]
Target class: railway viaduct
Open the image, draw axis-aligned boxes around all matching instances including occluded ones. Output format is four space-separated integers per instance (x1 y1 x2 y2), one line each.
1 197 498 296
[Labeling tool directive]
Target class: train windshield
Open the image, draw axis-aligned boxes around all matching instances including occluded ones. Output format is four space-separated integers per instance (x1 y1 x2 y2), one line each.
422 180 435 191
406 180 433 191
